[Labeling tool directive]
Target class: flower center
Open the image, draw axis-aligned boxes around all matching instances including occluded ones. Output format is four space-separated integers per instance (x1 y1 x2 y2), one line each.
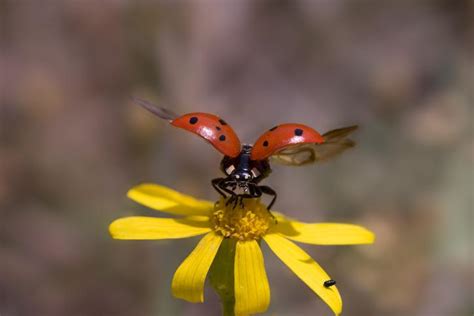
211 198 273 241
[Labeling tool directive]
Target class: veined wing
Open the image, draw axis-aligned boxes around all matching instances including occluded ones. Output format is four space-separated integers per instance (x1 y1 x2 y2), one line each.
270 125 358 166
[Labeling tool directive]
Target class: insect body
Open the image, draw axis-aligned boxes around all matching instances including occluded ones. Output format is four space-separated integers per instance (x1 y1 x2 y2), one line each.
214 144 275 209
134 98 358 210
324 279 337 288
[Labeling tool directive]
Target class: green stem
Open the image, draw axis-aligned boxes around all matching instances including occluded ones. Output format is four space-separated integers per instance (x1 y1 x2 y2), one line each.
209 238 236 316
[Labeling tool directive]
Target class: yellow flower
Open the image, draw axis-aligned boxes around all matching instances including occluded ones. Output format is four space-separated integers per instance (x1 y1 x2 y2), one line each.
109 183 375 315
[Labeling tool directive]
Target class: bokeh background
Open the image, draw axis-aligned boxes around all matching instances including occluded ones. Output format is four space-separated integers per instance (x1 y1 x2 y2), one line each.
1 1 472 315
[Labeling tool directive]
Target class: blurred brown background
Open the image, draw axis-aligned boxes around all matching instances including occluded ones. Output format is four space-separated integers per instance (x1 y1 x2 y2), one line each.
1 1 472 315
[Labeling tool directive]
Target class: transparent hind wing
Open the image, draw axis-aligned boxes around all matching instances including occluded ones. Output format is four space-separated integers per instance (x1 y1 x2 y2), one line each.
270 125 358 166
132 97 178 121
322 125 358 142
270 144 316 166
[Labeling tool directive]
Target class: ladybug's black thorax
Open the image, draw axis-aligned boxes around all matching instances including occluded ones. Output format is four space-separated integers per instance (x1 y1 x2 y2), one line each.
236 145 252 173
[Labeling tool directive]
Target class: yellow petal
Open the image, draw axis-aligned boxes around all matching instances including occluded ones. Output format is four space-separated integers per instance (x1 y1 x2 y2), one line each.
234 240 270 316
274 218 375 245
109 216 211 240
264 234 342 315
172 232 223 302
127 183 213 216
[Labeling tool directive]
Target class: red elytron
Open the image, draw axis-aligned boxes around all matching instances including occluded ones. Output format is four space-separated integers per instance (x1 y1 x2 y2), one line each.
134 98 358 210
251 123 325 161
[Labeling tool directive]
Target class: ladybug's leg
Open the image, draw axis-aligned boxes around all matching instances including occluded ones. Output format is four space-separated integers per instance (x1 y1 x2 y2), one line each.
247 183 262 198
211 178 227 198
213 178 240 208
234 196 240 209
259 185 277 211
218 180 238 207
225 194 237 207
218 179 238 198
221 180 237 195
238 183 262 208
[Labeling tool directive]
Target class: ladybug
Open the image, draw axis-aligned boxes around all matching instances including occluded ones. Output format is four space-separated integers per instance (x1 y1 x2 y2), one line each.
134 98 358 210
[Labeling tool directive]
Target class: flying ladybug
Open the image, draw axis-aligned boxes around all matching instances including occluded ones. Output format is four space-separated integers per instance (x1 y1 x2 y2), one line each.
134 98 358 210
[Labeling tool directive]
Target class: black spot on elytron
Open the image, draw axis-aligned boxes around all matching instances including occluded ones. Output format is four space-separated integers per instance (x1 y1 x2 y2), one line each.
189 117 198 124
219 119 227 125
219 135 226 141
263 140 269 147
294 128 304 136
269 126 278 131
216 126 222 131
324 280 336 288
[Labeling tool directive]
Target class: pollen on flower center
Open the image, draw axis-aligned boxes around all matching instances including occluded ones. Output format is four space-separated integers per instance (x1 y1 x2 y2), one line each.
211 198 273 241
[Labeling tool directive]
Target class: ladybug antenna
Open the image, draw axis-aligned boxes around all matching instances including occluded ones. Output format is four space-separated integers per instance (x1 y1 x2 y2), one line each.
132 97 178 121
